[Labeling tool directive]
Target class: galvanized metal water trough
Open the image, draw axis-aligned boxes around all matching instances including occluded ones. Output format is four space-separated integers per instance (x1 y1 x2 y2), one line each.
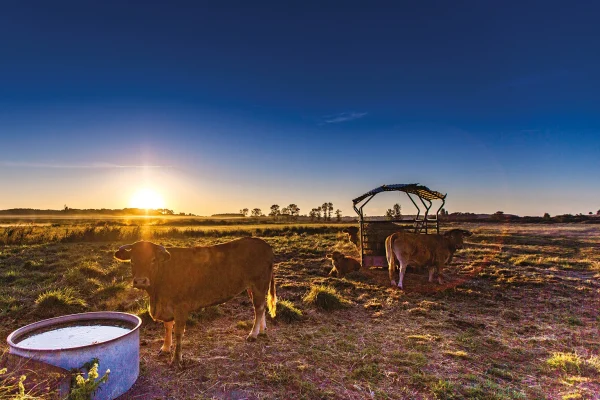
6 311 141 400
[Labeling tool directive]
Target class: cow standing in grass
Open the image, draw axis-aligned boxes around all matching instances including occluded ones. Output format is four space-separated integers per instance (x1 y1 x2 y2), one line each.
114 238 276 367
385 229 473 289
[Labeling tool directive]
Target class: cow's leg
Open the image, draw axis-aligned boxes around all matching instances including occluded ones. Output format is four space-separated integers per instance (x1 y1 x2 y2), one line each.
386 237 398 286
171 311 188 367
259 309 267 335
247 289 266 341
328 267 336 277
159 321 174 355
437 266 445 284
397 259 407 289
428 267 436 283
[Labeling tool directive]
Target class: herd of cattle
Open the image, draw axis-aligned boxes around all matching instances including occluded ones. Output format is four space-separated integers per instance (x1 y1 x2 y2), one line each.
113 226 473 366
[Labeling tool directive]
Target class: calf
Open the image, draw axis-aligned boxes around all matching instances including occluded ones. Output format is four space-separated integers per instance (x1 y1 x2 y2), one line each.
326 251 361 278
114 238 276 366
385 229 473 289
342 227 360 248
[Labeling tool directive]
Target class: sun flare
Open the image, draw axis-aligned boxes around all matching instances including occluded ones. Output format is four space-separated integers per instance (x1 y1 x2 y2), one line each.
129 188 165 210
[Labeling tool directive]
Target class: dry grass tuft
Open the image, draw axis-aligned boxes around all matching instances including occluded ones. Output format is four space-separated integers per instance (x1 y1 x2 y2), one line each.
274 299 303 323
35 287 87 312
302 284 350 311
443 350 470 359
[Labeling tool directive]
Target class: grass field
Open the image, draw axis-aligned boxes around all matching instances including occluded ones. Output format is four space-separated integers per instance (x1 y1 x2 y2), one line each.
1 221 599 399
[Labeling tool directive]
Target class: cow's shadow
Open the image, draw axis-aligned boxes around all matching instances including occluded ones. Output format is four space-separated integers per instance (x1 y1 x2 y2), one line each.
359 264 476 294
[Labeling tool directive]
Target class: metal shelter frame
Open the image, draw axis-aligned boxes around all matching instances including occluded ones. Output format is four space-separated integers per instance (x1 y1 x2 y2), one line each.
352 183 447 266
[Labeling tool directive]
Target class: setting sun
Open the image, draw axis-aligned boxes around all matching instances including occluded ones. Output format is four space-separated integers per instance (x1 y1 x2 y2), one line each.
129 188 165 210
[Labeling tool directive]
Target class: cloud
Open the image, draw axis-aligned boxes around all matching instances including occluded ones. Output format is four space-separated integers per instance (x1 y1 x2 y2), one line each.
0 161 169 169
322 111 368 124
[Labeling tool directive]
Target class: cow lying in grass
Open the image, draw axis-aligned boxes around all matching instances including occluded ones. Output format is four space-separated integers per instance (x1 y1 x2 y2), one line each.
114 238 277 367
326 251 361 278
385 229 473 289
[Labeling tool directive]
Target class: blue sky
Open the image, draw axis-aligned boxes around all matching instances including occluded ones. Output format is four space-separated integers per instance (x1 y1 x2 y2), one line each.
1 1 599 216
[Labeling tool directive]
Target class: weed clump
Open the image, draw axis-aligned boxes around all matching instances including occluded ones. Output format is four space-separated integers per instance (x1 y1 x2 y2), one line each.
69 359 110 400
302 285 350 311
274 300 303 322
35 288 87 312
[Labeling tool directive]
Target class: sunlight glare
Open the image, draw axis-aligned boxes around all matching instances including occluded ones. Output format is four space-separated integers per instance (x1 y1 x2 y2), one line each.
129 188 165 210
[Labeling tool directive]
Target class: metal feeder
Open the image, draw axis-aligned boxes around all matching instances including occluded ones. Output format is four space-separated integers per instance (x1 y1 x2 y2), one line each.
352 183 446 267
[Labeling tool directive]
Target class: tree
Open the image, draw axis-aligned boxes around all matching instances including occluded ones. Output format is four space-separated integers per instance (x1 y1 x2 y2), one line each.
251 208 262 217
281 207 290 220
385 209 394 220
597 209 600 216
543 212 551 219
589 212 593 215
335 209 342 222
328 202 334 221
315 207 322 221
240 208 249 217
309 208 318 221
393 203 402 219
269 204 280 219
287 204 300 220
321 203 329 221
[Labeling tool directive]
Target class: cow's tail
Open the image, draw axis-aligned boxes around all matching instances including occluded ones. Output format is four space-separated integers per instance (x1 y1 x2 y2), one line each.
267 268 277 318
385 234 398 284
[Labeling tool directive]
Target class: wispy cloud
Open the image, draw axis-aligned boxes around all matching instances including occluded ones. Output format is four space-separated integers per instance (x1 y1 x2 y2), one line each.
322 111 368 124
0 161 169 169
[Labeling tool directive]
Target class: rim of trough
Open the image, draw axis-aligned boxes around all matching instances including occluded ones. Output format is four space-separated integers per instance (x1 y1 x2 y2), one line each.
6 311 142 353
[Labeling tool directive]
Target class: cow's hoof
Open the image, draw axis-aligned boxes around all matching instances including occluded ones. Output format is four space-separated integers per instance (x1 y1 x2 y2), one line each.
169 358 183 369
391 280 397 286
157 349 170 358
246 335 258 342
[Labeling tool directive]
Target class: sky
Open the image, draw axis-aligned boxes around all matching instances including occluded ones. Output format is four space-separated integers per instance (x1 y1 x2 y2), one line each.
1 1 599 217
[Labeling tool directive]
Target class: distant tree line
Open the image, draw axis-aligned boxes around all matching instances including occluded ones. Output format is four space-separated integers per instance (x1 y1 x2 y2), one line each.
0 207 194 216
237 202 343 222
442 210 600 224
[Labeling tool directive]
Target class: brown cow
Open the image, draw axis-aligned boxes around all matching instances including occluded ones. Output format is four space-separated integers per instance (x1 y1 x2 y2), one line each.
385 229 473 289
326 251 361 277
114 238 276 366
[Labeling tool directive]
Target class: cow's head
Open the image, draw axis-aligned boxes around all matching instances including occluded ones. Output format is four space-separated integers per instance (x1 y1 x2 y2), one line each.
342 227 360 247
114 241 171 289
326 251 344 263
443 229 473 250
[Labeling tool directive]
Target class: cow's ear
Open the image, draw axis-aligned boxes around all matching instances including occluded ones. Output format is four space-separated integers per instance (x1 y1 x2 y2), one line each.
462 230 473 237
157 245 171 262
342 228 349 233
326 254 332 259
443 231 452 237
114 249 131 261
115 244 133 260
